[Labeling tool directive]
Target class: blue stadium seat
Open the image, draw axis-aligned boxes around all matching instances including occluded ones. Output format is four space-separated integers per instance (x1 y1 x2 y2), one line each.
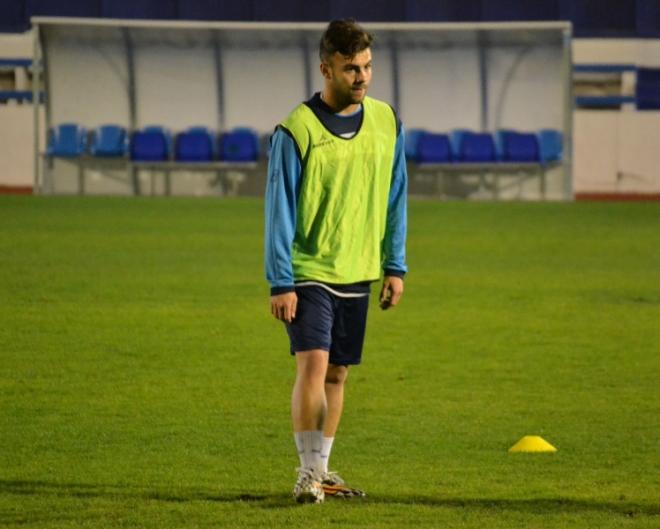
636 86 660 110
451 130 496 162
219 128 259 162
142 125 173 155
404 128 426 162
493 128 515 160
0 90 35 104
130 126 170 161
417 132 452 163
636 68 660 110
47 123 87 157
637 67 660 83
175 127 215 162
448 128 470 159
89 125 128 157
538 129 563 163
496 130 540 162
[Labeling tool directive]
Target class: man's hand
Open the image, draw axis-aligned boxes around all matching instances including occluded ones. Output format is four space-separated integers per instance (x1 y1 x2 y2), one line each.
270 291 298 323
380 276 404 310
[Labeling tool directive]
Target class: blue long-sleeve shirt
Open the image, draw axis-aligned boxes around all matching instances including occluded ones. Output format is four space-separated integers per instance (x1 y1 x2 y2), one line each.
265 105 408 294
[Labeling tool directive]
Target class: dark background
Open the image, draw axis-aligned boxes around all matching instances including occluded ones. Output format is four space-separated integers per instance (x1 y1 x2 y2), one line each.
1 0 659 38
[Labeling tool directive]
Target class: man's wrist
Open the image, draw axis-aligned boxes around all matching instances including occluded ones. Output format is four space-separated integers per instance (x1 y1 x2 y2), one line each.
384 268 406 279
270 285 295 296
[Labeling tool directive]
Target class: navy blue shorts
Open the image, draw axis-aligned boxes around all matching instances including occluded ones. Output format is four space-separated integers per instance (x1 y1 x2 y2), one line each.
285 285 370 366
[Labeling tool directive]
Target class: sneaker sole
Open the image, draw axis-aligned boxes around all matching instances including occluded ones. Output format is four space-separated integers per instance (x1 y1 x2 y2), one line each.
322 485 366 498
295 491 324 504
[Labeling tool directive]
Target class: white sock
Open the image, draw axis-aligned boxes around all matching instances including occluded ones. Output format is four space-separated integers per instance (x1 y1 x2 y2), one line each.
320 436 335 474
294 431 323 472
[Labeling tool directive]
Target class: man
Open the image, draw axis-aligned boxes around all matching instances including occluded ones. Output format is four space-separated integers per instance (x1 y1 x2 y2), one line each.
264 18 407 504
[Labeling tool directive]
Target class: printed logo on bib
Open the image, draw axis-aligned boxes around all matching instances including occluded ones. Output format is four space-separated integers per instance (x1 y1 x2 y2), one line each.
312 136 334 149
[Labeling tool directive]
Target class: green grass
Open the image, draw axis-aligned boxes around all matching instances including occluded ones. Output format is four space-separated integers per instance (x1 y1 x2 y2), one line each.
0 196 659 528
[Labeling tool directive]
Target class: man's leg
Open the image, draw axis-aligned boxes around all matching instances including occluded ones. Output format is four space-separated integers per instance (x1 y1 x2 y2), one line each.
320 364 347 473
324 364 348 436
292 349 329 432
291 349 329 503
318 361 365 497
317 291 368 498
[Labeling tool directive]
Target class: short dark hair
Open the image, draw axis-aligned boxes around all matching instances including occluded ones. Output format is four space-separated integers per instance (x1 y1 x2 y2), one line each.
319 19 374 62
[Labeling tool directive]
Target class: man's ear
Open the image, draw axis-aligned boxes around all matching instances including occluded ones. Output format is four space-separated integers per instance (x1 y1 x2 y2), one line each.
320 62 332 81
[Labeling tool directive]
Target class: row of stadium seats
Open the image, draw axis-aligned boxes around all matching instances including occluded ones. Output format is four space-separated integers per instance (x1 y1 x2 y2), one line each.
574 66 660 110
405 129 563 164
48 123 562 166
46 124 260 162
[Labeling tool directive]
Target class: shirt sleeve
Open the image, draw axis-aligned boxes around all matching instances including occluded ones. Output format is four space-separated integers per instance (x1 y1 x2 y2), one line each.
264 127 302 294
382 124 408 277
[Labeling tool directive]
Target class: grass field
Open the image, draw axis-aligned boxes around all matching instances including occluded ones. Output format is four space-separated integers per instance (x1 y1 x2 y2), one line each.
0 196 659 528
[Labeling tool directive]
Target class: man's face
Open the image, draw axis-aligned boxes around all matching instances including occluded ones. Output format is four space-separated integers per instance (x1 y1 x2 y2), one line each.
322 48 372 107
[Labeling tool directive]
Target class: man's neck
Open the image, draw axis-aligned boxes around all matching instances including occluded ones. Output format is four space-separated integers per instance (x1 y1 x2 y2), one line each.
320 89 360 116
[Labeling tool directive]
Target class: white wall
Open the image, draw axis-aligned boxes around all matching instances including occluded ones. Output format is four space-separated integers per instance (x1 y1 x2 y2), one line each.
397 44 563 132
574 110 660 194
364 44 393 110
48 39 130 127
573 38 660 68
223 48 305 131
45 43 320 133
0 31 32 57
41 30 565 134
135 43 218 130
0 31 40 187
0 105 44 187
399 47 481 130
572 39 660 196
487 45 563 131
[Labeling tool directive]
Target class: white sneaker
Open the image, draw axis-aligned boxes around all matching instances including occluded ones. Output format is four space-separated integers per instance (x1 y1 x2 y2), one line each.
293 467 325 504
321 471 366 498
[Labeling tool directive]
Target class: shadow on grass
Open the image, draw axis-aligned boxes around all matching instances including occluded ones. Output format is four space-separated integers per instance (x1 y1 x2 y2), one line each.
1 479 658 519
365 495 659 519
0 479 286 505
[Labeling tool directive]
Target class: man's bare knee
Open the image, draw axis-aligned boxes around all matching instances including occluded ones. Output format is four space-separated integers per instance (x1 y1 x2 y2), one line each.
296 349 329 382
325 364 349 386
